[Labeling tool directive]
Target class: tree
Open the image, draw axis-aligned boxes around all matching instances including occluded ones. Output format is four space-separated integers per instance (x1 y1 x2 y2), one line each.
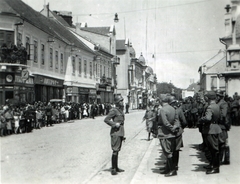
156 82 182 100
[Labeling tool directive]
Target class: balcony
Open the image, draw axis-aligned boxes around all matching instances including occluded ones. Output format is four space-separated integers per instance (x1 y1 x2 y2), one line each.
0 44 28 65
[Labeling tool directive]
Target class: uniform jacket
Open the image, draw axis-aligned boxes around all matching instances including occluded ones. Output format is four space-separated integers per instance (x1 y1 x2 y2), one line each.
217 99 228 130
175 106 187 136
104 107 125 136
158 103 180 139
143 109 156 123
200 101 222 134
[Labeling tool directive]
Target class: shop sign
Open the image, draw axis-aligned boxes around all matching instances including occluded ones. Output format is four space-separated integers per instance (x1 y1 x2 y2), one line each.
89 89 96 94
79 88 89 94
15 75 34 84
34 75 63 87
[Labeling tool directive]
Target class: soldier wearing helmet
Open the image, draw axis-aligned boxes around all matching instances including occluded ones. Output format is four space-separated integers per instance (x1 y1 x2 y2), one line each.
104 94 125 175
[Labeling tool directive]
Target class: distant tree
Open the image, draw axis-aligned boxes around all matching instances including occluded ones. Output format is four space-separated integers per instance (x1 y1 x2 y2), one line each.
156 82 182 100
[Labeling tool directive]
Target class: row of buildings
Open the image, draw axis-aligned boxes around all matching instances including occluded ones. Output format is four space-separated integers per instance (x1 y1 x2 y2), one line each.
186 0 240 99
0 0 157 109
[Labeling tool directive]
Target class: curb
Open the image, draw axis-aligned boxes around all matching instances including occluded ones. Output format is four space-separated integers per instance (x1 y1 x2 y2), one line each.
130 138 156 184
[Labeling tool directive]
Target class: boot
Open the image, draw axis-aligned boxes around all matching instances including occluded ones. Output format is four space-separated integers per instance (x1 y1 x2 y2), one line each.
222 146 230 165
173 151 179 170
116 154 124 172
219 145 224 165
111 155 118 175
165 157 177 177
206 153 220 174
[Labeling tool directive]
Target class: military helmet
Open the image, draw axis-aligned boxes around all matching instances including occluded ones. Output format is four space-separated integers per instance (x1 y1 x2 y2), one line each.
168 95 176 104
114 95 124 104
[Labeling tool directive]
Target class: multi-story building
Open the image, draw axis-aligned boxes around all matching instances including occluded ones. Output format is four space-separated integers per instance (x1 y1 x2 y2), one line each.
0 0 115 105
73 23 118 103
220 1 240 97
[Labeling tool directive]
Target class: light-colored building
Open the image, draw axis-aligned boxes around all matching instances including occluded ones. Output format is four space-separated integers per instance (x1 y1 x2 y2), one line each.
198 51 226 93
220 1 240 97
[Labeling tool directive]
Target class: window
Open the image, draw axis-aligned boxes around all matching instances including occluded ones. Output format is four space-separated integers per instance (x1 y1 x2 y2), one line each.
84 60 87 77
17 32 22 45
60 53 64 73
100 65 102 77
55 51 58 70
96 63 98 78
34 40 38 63
72 56 75 75
90 62 92 78
49 48 53 68
79 58 82 76
41 44 45 65
25 36 30 60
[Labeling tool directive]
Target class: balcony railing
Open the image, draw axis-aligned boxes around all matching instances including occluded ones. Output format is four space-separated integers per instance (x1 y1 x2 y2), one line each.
0 44 28 65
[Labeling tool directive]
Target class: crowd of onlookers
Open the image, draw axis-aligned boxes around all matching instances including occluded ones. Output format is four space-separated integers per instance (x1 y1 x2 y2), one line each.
0 101 115 137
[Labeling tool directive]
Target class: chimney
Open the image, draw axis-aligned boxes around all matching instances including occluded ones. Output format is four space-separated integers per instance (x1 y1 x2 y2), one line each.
54 11 73 27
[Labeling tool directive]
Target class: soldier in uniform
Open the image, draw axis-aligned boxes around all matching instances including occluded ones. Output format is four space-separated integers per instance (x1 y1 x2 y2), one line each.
199 91 222 174
169 97 187 171
104 94 125 175
158 94 180 177
216 91 230 165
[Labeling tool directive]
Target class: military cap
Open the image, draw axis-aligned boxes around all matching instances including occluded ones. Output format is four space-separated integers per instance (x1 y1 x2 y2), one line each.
114 95 124 104
204 91 216 100
216 91 224 97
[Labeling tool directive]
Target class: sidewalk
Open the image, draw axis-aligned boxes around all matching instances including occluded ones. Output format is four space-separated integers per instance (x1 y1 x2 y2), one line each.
130 128 240 184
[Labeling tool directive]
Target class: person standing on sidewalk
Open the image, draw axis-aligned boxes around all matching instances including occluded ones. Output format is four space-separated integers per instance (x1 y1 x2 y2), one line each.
104 94 125 175
199 91 222 174
216 91 231 165
169 97 187 172
158 94 180 177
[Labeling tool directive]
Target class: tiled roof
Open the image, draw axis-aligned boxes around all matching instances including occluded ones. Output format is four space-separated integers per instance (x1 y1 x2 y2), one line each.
1 0 94 54
80 27 111 36
116 40 126 50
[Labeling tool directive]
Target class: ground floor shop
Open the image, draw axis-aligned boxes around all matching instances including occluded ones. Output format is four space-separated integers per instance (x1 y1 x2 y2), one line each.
34 75 64 103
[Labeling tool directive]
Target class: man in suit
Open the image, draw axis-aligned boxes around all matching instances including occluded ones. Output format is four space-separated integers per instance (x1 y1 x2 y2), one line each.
199 91 222 174
104 94 125 175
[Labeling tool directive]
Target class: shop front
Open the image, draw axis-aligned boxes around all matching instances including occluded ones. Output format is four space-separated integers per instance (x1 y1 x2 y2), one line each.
96 84 114 103
34 75 64 103
0 71 34 106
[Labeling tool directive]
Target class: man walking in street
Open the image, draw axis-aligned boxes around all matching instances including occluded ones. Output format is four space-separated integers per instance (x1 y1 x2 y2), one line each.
104 94 125 175
199 91 222 174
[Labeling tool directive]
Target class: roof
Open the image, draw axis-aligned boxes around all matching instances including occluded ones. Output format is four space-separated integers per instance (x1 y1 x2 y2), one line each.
1 0 94 54
186 83 200 92
80 27 112 36
116 40 126 51
205 56 226 74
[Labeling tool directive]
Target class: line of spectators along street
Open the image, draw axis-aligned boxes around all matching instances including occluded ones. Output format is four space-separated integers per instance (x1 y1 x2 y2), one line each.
0 101 114 137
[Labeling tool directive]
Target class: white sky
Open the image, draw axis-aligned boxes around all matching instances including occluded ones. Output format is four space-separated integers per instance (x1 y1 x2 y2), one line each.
22 0 230 88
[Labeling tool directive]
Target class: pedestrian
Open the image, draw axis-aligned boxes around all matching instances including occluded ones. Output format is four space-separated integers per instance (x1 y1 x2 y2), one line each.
216 91 231 165
199 91 222 174
125 103 129 114
142 103 156 141
104 94 125 175
4 106 13 135
158 94 180 177
13 107 21 134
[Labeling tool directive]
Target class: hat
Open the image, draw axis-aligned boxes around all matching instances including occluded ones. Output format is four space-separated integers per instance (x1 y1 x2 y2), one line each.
216 91 224 97
205 91 216 100
114 95 124 104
